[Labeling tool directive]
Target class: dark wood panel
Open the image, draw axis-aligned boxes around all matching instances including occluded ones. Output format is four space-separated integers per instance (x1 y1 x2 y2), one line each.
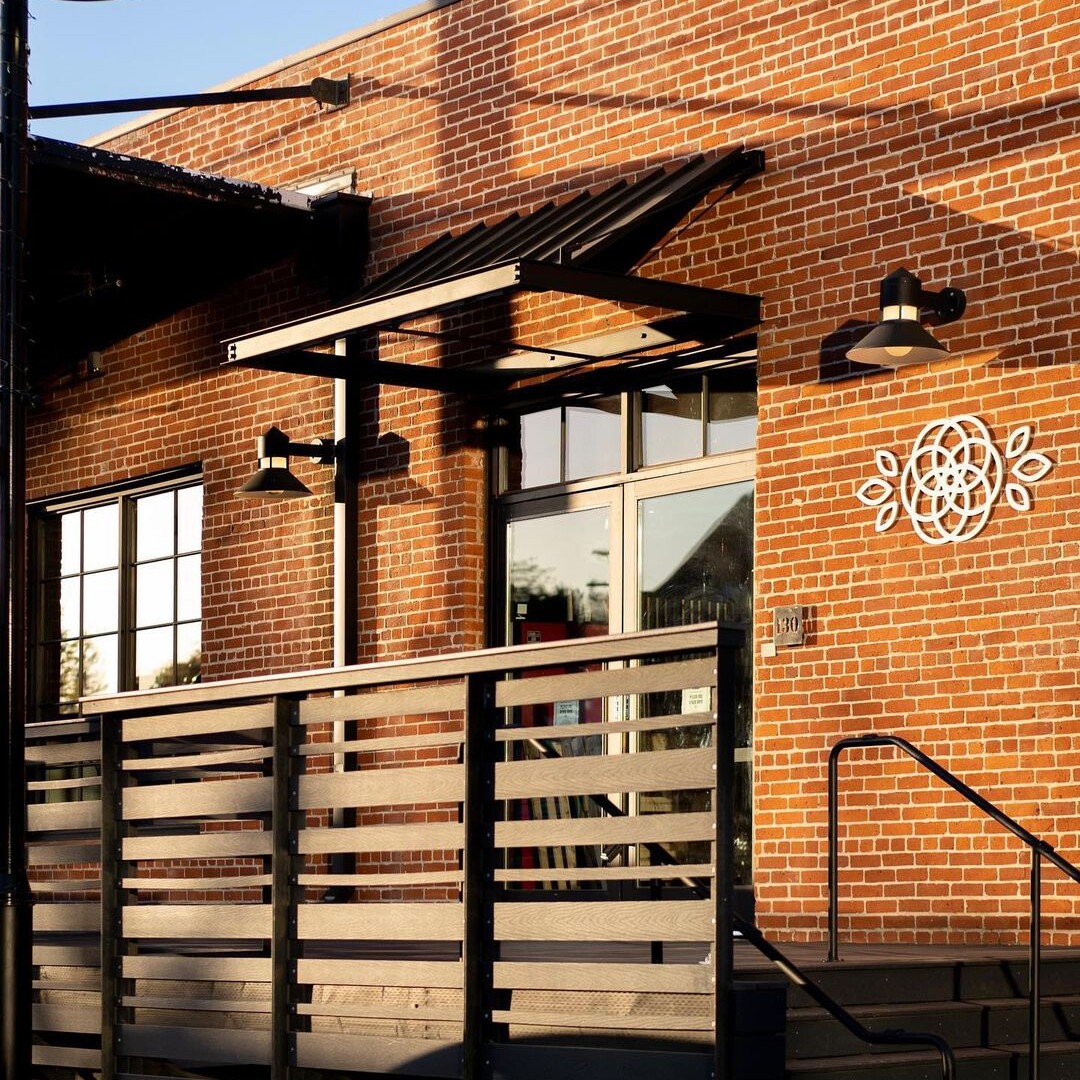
494 900 713 942
33 944 100 965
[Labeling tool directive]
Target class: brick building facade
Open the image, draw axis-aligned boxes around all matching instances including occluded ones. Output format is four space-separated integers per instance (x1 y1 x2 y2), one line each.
27 0 1080 950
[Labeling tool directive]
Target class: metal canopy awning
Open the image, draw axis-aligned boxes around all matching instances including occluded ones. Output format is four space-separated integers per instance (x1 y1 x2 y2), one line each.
27 136 370 384
224 148 764 403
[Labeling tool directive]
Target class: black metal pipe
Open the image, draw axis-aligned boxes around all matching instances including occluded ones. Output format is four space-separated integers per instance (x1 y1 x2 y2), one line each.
827 745 840 961
0 0 33 1077
1030 848 1041 1080
29 77 350 119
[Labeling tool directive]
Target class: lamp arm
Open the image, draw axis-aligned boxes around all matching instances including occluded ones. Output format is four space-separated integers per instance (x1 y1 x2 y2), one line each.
917 285 967 325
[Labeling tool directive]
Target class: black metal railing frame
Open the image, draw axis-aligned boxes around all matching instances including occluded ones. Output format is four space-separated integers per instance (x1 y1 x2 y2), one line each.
829 733 1080 1080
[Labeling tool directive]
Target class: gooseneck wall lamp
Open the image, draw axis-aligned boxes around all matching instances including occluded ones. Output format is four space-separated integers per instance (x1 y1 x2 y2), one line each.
847 268 968 367
237 425 339 499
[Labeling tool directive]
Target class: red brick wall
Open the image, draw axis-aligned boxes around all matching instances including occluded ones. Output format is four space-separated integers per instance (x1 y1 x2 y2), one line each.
29 0 1080 943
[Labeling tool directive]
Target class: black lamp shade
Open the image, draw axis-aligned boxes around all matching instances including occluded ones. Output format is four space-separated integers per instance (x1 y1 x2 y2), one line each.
846 318 950 367
237 462 313 499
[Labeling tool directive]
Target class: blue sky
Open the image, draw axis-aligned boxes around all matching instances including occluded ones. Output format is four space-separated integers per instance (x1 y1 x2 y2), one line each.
28 0 414 143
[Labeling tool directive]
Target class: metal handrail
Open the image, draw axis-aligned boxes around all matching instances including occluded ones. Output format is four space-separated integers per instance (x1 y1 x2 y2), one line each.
734 914 956 1080
829 734 1080 1080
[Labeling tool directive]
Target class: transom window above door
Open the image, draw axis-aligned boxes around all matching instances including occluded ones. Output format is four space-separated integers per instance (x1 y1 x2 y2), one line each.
499 367 756 493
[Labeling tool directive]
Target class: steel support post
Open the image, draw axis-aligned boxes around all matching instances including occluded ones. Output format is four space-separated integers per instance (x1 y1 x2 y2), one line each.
0 1 32 1077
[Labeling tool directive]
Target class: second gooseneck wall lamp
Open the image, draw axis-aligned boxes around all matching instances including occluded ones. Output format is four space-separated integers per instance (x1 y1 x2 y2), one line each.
847 268 967 367
237 425 338 499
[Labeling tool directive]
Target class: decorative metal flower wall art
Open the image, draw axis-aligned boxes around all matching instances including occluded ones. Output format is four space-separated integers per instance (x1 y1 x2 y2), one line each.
856 415 1053 545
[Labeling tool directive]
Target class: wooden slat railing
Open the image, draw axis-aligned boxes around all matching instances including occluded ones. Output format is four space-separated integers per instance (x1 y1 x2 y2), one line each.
27 622 743 1080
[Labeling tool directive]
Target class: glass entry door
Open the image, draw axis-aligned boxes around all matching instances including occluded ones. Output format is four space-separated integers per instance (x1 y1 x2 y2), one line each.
501 465 754 890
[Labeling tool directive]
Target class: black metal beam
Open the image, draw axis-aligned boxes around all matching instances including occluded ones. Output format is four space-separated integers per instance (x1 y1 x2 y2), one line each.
0 0 32 1076
29 77 351 120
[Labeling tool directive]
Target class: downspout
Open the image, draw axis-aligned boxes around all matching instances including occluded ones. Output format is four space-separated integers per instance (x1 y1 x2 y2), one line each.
331 341 358 882
0 2 33 1077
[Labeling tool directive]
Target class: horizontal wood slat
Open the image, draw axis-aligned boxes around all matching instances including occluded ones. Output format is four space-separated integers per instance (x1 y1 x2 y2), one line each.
296 1001 461 1023
496 747 715 799
33 903 99 932
120 1024 269 1065
488 1043 713 1080
28 839 100 864
298 870 464 887
297 820 463 856
122 875 272 890
295 1030 462 1075
298 729 465 756
123 776 271 820
496 810 714 849
32 1045 102 1069
493 960 712 994
496 863 713 883
497 712 714 742
121 995 270 1014
297 764 464 810
32 1003 101 1034
25 739 101 765
299 682 465 724
122 956 270 982
495 657 715 708
123 745 272 771
27 800 100 833
123 830 271 861
33 944 100 965
123 703 275 742
494 1008 712 1031
124 904 271 939
296 958 464 988
27 774 101 792
494 900 713 942
297 903 463 941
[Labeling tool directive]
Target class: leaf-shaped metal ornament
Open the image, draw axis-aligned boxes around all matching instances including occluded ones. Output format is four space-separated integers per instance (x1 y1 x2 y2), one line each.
875 449 900 478
1005 426 1033 460
1010 451 1052 483
856 476 893 507
1005 483 1031 512
875 502 899 533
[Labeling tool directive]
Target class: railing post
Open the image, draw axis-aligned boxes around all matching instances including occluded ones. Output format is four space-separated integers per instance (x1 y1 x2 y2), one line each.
271 697 298 1080
1029 847 1041 1080
714 625 742 1080
98 713 125 1080
827 746 840 962
462 674 496 1080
